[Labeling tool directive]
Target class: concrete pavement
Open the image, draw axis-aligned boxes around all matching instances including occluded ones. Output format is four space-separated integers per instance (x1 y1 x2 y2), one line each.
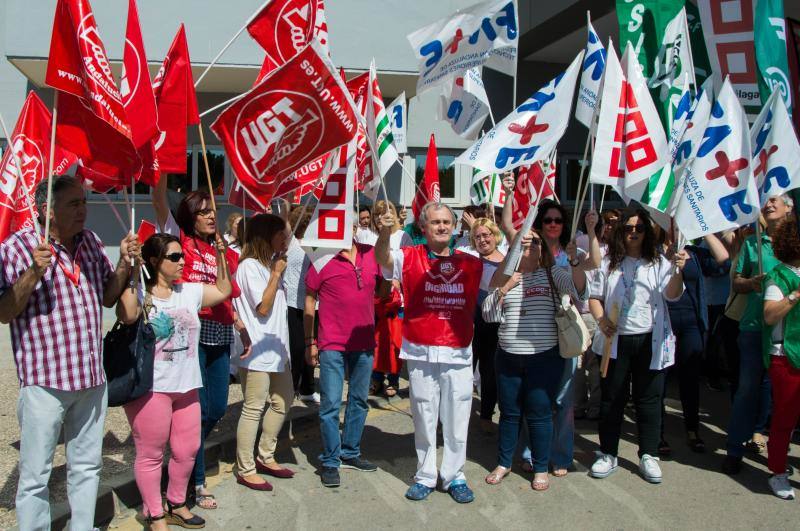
107 387 800 531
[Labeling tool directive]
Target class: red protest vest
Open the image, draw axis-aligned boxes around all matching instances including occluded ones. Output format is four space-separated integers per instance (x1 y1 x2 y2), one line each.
401 245 482 348
179 234 240 325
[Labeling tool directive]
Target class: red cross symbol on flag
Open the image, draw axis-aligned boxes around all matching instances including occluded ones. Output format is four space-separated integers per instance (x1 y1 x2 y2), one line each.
754 145 778 179
508 115 549 145
705 151 749 187
446 28 464 54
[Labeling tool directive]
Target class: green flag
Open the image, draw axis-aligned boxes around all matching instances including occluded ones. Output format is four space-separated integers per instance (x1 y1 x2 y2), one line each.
616 0 684 79
684 1 712 86
647 8 695 129
755 0 793 114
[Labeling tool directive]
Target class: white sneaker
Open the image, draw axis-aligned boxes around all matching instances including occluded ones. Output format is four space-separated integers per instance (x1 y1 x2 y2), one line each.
590 452 618 478
639 454 662 484
768 473 795 500
299 392 321 405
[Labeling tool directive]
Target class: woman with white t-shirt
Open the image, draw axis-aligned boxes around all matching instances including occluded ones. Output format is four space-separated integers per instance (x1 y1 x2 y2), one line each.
588 209 687 485
761 219 800 500
116 233 232 530
232 214 295 492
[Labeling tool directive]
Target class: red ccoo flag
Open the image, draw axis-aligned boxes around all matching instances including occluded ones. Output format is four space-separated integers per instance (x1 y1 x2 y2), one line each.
249 0 331 85
0 92 78 241
121 0 160 186
412 134 441 219
45 0 140 182
211 40 358 204
153 24 200 174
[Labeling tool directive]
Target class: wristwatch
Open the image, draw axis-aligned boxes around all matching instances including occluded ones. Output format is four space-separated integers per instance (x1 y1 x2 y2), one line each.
569 258 580 267
788 293 798 304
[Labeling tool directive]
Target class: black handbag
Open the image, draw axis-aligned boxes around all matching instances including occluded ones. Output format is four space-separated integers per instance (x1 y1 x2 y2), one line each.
103 295 156 407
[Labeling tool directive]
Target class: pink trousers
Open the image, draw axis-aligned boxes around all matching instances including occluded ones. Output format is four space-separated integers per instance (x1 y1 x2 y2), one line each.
124 390 201 517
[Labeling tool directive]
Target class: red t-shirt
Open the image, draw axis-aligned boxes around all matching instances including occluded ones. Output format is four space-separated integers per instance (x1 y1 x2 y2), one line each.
306 244 382 352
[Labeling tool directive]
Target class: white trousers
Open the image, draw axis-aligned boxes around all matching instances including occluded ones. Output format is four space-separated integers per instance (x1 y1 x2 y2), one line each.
16 384 107 531
407 360 473 489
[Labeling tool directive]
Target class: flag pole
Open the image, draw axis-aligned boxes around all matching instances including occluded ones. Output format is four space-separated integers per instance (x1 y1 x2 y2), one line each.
569 112 599 238
512 0 518 108
0 111 42 235
200 93 247 119
194 0 272 89
43 92 58 242
197 123 218 212
599 184 607 212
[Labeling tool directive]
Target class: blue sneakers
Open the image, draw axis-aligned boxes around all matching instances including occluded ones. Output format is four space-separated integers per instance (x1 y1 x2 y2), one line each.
405 482 434 501
446 480 475 503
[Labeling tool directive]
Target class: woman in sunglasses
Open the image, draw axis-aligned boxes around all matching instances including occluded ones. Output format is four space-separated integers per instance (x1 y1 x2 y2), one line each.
232 214 296 491
482 227 588 491
153 180 245 509
116 233 232 529
588 209 687 484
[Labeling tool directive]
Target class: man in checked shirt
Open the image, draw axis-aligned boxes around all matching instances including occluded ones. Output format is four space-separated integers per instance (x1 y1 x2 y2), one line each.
0 176 140 531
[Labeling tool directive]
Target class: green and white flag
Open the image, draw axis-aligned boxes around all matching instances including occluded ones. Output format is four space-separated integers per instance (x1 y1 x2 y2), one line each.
470 168 504 207
648 8 696 129
755 0 792 114
684 1 712 85
615 0 684 79
365 59 399 199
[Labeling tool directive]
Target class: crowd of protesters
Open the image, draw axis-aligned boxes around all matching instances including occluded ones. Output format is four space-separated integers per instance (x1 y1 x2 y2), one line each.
4 174 800 529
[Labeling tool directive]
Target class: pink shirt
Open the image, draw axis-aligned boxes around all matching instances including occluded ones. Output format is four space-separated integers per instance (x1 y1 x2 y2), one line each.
306 244 381 352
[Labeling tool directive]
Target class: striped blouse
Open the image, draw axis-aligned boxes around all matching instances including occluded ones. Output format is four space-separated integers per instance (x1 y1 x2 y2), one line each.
482 266 586 355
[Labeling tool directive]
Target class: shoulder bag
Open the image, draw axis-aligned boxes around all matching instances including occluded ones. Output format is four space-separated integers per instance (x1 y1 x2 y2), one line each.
546 267 591 358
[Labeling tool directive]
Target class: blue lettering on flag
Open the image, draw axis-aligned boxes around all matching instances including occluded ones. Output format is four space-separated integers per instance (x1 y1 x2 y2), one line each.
718 189 755 222
393 106 403 128
495 146 540 168
752 110 773 156
762 167 790 194
448 100 464 123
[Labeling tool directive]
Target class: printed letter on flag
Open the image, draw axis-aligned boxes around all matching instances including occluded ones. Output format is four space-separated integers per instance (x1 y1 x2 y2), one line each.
750 89 800 202
575 12 606 129
674 78 759 240
211 40 358 202
407 0 518 94
0 92 77 241
454 51 583 173
438 67 491 140
388 93 407 154
754 0 792 114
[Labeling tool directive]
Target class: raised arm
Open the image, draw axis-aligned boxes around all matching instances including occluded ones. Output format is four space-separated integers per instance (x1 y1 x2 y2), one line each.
200 236 233 308
500 171 517 242
152 173 170 230
375 211 395 271
703 233 730 264
664 250 688 300
0 244 52 324
115 271 142 325
103 233 140 308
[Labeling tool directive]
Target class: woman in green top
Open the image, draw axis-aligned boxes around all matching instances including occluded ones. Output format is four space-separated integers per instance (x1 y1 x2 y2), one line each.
761 218 800 500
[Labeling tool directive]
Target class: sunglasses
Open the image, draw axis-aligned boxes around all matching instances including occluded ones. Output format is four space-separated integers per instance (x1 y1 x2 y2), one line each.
195 208 215 218
164 252 185 263
543 217 563 225
624 224 646 234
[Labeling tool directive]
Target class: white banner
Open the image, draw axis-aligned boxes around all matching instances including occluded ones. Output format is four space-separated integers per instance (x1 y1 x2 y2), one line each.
575 12 606 129
674 78 759 240
438 67 491 140
470 169 506 207
407 0 518 94
454 51 583 173
387 92 407 154
750 89 800 203
589 41 626 199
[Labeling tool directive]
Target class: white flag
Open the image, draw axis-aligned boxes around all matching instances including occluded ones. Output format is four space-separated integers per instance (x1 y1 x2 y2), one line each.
364 60 399 199
470 169 506 207
302 139 356 271
589 41 626 200
407 0 518 94
438 68 491 140
387 92 407 154
454 51 584 173
751 89 800 203
674 78 759 240
575 12 606 128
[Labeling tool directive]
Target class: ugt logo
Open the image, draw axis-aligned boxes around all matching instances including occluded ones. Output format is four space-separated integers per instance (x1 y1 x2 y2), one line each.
276 1 313 63
0 136 42 211
235 92 323 184
77 14 120 102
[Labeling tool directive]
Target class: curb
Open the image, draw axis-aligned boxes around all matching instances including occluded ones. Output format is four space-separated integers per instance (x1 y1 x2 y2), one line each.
49 403 320 530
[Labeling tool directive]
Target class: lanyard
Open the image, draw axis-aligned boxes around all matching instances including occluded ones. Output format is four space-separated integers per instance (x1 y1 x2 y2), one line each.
50 241 82 288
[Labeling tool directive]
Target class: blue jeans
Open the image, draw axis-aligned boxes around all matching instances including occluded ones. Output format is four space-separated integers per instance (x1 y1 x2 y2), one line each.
726 331 771 457
192 343 231 487
318 350 373 468
496 347 564 473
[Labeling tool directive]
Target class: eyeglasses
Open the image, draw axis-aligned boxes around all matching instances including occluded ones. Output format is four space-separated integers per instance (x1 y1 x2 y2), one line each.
164 252 185 263
624 224 645 234
195 208 215 218
543 217 563 225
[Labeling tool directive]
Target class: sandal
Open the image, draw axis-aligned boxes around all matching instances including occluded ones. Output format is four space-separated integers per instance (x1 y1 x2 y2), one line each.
165 500 206 529
687 431 706 453
485 466 509 485
520 461 533 473
552 468 568 477
194 487 217 510
384 385 397 398
531 474 550 491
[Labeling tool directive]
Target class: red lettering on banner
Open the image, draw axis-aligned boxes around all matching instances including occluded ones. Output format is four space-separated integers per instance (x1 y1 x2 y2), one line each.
318 208 345 239
608 80 656 179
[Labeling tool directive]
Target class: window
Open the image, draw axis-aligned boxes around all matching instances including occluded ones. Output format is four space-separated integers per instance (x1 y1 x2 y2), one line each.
411 150 466 203
197 146 227 196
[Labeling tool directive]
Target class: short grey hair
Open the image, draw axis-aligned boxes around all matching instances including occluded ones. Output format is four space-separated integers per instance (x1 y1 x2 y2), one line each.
418 201 456 227
765 193 794 209
34 176 84 221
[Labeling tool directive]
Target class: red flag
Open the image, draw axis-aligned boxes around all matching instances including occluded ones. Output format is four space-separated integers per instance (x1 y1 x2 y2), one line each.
137 219 156 243
248 0 330 75
274 151 332 198
344 73 377 192
228 180 270 212
511 159 555 230
0 92 78 241
45 0 140 182
153 25 199 173
121 0 160 185
211 40 358 203
412 134 440 219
